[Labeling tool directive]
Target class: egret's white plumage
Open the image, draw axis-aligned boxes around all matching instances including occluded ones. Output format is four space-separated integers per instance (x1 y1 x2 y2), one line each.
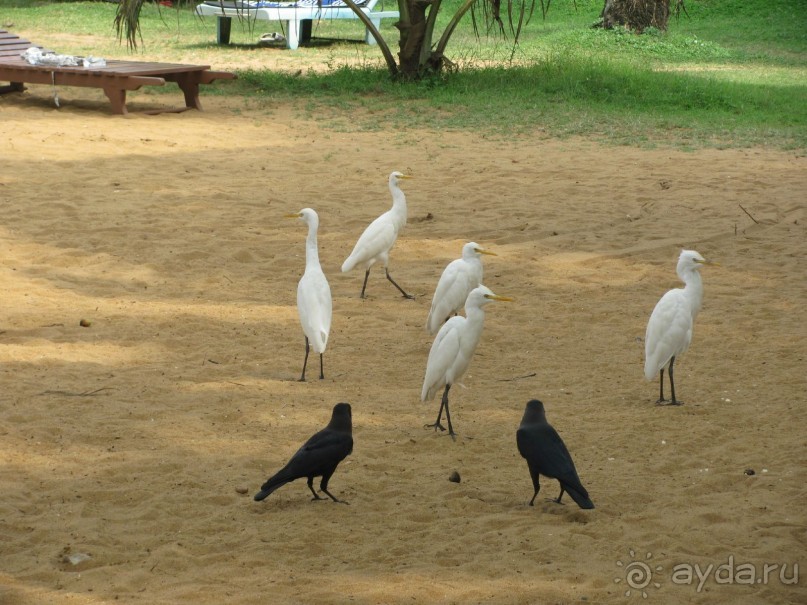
287 208 332 381
421 285 513 438
341 171 414 299
644 249 715 404
426 242 496 334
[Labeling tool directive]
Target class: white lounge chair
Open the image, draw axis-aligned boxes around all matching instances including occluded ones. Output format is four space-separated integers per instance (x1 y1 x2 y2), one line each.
195 0 400 50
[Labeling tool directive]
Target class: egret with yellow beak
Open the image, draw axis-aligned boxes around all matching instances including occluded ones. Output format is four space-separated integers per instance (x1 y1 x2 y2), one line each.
286 208 332 381
341 171 414 299
421 285 513 438
426 242 497 335
644 249 717 405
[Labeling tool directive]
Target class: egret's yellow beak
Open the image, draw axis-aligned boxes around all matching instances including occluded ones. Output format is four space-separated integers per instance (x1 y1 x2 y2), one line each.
476 248 497 257
285 212 303 219
399 174 412 179
696 258 720 267
485 294 514 302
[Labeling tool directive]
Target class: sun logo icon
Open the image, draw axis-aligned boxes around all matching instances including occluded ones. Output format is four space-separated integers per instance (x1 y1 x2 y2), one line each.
615 549 663 598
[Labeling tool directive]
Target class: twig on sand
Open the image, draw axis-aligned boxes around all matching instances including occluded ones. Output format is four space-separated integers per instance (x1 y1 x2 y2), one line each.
739 204 759 224
39 387 114 397
498 372 537 382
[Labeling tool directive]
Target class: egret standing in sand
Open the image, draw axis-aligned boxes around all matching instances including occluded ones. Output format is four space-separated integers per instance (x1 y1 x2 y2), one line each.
421 285 512 439
426 242 496 334
341 171 414 299
287 208 332 381
644 249 716 405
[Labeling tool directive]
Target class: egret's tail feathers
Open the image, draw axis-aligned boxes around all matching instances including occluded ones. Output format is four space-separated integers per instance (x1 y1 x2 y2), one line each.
316 331 329 352
425 313 440 335
644 354 667 381
421 382 440 402
341 256 356 273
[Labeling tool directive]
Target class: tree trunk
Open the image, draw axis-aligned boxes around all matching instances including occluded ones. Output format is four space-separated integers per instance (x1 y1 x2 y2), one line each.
397 0 438 78
114 0 538 80
599 0 671 32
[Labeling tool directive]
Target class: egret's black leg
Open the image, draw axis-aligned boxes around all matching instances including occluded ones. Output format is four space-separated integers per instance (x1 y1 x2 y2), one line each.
425 384 450 432
668 356 683 405
360 269 371 299
385 268 414 299
319 353 325 380
655 368 667 404
426 398 445 430
299 337 310 382
554 487 567 505
443 391 456 441
307 476 325 501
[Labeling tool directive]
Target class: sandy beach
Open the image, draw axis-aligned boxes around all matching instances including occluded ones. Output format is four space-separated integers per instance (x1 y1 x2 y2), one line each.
0 78 805 604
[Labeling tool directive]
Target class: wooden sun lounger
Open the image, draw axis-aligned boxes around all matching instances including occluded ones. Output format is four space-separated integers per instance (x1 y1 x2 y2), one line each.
195 0 400 50
0 29 236 115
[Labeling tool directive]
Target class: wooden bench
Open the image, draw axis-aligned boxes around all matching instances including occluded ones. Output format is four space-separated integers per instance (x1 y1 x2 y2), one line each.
0 29 236 115
195 0 399 50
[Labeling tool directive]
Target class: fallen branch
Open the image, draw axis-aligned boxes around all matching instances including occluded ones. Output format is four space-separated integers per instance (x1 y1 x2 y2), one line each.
739 204 759 224
498 372 537 382
39 387 114 397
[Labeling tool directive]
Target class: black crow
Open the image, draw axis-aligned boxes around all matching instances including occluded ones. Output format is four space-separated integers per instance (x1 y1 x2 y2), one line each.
516 399 594 509
254 402 353 504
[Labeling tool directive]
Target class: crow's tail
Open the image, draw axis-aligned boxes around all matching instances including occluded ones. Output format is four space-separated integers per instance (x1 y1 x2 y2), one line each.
565 483 595 510
254 473 293 501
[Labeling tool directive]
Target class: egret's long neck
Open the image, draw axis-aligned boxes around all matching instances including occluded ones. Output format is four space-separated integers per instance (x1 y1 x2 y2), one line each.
468 256 483 277
682 269 704 318
305 221 321 269
464 305 487 338
389 183 407 229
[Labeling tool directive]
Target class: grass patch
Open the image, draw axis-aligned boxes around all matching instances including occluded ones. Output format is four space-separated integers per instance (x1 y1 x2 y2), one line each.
238 56 806 148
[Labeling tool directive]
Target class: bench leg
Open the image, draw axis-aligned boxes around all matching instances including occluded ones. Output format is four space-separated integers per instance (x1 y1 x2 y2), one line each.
0 82 25 94
217 16 232 45
176 74 203 111
300 19 313 44
103 87 128 115
285 19 300 49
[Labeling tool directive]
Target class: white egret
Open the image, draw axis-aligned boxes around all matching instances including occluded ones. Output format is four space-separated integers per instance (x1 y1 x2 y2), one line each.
421 285 513 439
425 242 497 334
644 249 716 405
286 208 332 381
341 171 414 299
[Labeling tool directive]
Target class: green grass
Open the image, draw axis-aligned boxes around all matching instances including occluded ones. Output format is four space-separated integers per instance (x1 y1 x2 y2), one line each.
237 57 806 148
2 0 805 149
